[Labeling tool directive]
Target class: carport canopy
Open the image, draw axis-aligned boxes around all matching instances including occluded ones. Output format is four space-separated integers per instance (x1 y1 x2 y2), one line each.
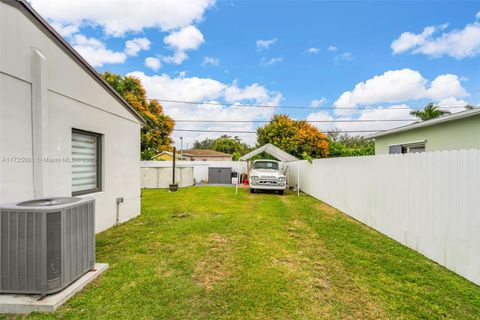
236 143 300 196
239 143 298 162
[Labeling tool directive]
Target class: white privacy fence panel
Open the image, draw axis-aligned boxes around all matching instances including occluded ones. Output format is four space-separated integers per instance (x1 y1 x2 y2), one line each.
289 150 480 285
141 167 194 188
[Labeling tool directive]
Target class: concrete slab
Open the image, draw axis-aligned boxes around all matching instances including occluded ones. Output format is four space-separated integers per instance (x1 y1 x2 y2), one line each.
0 263 108 314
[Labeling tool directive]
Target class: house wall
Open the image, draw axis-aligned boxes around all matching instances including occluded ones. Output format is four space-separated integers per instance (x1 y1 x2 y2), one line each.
0 1 142 232
374 114 480 154
155 154 175 161
289 150 480 285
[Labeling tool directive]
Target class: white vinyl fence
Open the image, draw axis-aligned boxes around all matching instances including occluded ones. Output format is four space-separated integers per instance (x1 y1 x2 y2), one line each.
141 167 194 188
141 161 247 185
289 150 480 285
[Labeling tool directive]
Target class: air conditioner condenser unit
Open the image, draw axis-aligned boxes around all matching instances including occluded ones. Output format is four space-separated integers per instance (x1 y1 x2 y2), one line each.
0 197 95 296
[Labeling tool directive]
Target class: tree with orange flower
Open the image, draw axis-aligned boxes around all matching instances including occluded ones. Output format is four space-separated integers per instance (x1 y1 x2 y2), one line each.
102 72 174 160
256 114 329 159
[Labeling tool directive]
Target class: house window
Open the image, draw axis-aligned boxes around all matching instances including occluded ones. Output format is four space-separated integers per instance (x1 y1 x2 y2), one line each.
71 129 102 195
389 141 426 154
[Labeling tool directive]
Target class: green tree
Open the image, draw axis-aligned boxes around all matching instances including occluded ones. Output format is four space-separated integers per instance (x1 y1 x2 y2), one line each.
465 105 476 110
256 114 329 159
193 135 250 160
232 151 241 161
410 103 451 121
327 131 374 157
193 138 216 149
213 135 248 155
102 72 174 160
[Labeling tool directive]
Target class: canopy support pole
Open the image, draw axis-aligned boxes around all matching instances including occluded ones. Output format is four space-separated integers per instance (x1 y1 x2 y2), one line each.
297 162 300 197
235 161 240 195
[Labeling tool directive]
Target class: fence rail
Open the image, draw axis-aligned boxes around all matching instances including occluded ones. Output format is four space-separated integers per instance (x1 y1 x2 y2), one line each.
289 150 480 285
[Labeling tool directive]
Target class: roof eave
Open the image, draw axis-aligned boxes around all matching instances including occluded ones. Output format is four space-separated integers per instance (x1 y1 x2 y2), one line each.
369 108 480 139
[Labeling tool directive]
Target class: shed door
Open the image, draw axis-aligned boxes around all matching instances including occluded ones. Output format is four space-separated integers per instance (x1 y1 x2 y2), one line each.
208 167 232 184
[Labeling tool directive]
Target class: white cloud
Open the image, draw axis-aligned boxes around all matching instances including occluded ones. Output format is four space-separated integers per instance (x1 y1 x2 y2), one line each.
426 74 467 100
333 69 469 116
145 57 161 71
129 71 226 101
436 97 469 113
163 25 204 64
391 16 480 59
334 52 353 64
127 71 282 146
164 25 204 51
260 57 283 67
256 38 277 51
71 34 126 67
202 56 220 66
50 22 79 37
334 69 426 113
30 0 215 37
306 47 320 54
310 98 328 108
327 46 338 52
334 105 416 135
163 51 188 64
391 26 437 54
224 81 282 105
124 37 151 56
306 111 335 131
476 11 480 20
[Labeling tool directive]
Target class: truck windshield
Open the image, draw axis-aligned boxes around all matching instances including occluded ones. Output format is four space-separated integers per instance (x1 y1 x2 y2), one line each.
253 161 279 170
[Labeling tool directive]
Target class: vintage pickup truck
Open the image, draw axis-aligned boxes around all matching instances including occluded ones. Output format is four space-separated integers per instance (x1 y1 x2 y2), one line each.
249 160 287 195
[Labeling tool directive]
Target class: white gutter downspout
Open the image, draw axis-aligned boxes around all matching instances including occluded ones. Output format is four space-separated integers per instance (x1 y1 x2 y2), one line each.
31 48 48 198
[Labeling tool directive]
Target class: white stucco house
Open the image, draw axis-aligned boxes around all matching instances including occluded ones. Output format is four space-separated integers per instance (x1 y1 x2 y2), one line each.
0 0 146 232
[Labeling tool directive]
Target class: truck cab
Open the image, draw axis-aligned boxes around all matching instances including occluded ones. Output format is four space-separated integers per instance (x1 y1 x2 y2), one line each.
249 160 287 195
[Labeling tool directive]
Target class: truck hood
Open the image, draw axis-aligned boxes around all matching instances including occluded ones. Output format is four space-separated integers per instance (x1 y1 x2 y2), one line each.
250 169 285 178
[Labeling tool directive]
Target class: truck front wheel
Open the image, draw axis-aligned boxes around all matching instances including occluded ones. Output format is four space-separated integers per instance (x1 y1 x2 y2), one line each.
250 188 255 193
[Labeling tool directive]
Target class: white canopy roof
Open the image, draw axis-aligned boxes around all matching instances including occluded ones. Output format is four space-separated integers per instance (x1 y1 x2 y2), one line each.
240 143 298 162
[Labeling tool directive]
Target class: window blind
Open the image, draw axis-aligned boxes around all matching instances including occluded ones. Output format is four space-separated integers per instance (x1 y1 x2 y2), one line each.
388 145 402 154
72 131 99 194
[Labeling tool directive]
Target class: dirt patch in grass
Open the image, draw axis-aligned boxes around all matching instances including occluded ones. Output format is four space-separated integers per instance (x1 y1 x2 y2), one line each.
282 207 389 319
192 234 233 291
314 201 339 216
171 210 191 218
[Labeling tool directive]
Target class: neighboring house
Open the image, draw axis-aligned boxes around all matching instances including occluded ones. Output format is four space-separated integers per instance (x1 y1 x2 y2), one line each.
153 151 182 161
182 149 233 161
370 108 480 155
0 0 146 232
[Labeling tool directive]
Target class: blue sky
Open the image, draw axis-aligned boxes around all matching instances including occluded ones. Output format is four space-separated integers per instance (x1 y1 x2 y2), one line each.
31 0 480 146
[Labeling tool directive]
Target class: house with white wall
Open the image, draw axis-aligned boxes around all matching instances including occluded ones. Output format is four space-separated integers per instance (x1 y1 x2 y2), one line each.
0 0 146 232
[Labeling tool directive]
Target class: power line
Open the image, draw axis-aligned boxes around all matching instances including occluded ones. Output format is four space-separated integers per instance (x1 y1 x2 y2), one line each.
149 98 471 110
173 129 384 134
173 119 416 123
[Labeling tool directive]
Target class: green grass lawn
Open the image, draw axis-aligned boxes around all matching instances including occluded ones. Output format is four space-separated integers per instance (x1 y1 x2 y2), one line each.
11 187 480 319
